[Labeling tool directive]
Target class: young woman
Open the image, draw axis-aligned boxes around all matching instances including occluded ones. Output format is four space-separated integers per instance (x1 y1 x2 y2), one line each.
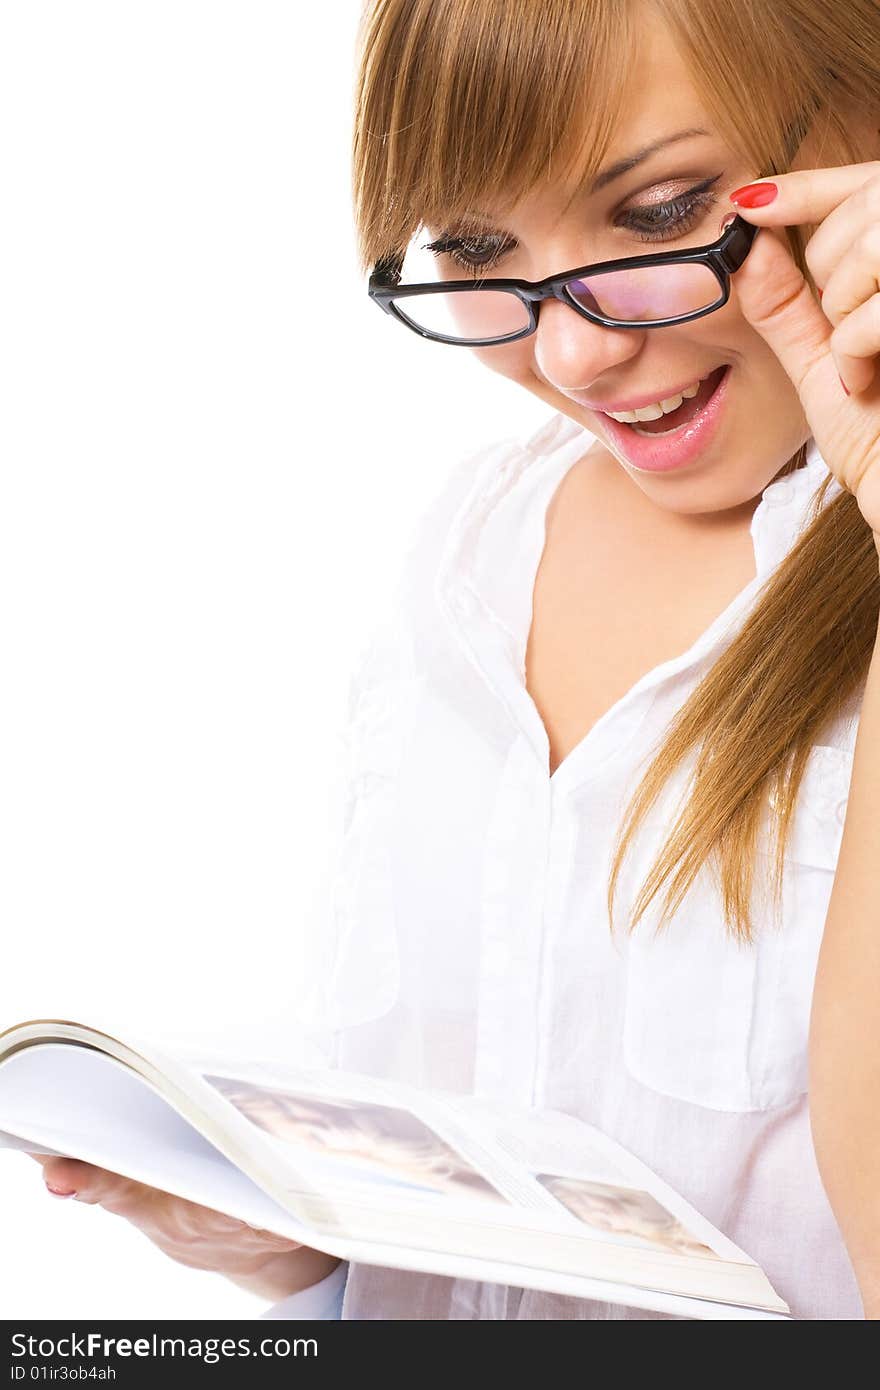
31 0 880 1320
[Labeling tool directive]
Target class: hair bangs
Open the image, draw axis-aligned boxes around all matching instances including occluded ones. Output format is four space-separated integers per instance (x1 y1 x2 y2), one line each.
353 0 633 268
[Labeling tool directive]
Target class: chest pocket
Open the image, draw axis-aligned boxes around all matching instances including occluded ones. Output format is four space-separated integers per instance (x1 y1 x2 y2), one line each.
621 742 853 1113
321 674 421 1030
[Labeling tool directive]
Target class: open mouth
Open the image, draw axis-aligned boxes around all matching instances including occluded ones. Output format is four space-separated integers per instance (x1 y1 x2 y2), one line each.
604 366 728 436
595 364 732 473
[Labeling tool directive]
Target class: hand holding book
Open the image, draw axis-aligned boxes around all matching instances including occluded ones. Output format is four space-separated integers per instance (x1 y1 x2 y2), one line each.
24 1150 339 1302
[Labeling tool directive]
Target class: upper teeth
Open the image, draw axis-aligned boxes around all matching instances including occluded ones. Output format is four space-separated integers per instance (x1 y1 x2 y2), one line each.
605 379 701 423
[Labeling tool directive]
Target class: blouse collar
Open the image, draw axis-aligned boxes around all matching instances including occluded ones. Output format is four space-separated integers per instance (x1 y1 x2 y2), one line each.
439 417 842 646
750 434 842 580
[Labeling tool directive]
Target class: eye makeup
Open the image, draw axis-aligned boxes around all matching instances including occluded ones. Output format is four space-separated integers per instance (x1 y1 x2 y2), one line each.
423 172 725 274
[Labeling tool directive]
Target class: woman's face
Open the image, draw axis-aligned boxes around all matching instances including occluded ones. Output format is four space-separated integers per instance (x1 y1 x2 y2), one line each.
438 13 842 518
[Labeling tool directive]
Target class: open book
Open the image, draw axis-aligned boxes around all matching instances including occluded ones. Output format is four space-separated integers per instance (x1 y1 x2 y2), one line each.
0 1017 791 1320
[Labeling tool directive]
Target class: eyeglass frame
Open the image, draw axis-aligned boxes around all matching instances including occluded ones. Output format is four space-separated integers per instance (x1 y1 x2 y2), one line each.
367 213 760 346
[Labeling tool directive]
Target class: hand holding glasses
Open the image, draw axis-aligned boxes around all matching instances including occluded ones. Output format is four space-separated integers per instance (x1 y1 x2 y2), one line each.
368 214 759 346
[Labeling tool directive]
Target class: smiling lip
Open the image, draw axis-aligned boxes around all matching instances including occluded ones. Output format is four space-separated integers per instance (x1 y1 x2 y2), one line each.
566 371 714 415
593 364 731 473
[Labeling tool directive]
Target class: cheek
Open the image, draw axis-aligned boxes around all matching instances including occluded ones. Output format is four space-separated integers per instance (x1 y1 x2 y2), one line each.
685 292 798 404
469 340 535 384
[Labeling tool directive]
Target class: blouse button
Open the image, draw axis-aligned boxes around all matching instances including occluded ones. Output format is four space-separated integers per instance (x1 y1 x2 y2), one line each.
764 478 796 508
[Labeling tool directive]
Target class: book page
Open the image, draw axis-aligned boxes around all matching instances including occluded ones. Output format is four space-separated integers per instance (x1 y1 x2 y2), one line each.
0 1043 310 1241
192 1060 742 1262
0 1128 65 1156
425 1093 749 1264
199 1068 513 1215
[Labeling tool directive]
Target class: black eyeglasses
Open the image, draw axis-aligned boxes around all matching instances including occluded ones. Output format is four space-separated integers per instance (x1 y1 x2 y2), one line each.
368 214 759 346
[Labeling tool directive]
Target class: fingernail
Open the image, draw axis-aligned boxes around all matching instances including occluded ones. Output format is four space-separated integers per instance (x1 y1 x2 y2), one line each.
839 375 850 397
729 181 779 208
46 1182 77 1198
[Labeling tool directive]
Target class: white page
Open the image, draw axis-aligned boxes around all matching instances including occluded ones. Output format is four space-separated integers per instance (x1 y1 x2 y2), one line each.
0 1129 64 1155
0 1042 309 1240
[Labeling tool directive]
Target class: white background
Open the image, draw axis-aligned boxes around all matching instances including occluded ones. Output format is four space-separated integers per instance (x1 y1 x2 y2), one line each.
0 3 550 1316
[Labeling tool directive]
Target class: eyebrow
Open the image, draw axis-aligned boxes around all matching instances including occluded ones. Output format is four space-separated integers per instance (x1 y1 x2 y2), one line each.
435 127 715 237
589 128 711 192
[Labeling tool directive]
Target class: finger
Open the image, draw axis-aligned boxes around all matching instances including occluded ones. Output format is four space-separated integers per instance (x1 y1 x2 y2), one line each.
39 1157 105 1198
831 292 880 394
37 1159 149 1213
821 224 880 326
734 227 834 398
27 1153 76 1191
805 177 880 293
729 162 880 228
68 1166 155 1212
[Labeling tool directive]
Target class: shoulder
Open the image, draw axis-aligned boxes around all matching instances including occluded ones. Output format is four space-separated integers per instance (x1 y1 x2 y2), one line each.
410 412 583 549
398 410 589 603
348 411 588 698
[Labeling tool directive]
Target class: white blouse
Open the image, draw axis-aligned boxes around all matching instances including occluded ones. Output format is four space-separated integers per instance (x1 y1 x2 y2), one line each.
265 412 863 1321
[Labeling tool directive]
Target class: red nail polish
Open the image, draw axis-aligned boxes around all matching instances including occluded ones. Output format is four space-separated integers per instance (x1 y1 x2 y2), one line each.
839 375 850 397
46 1182 77 1197
729 181 779 208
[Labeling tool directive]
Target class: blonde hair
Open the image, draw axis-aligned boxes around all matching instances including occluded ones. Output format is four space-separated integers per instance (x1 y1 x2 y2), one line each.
352 0 880 941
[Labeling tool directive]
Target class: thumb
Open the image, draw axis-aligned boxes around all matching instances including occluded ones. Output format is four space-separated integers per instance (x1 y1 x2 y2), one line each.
734 227 840 418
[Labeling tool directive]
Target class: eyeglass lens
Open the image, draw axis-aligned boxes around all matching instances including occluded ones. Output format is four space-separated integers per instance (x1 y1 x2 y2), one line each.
563 262 722 325
394 288 532 342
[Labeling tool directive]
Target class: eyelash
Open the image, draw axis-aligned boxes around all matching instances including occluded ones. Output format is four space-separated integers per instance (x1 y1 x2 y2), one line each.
424 175 723 273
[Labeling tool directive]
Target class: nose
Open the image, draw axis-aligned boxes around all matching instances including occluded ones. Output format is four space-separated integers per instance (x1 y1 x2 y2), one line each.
532 296 646 394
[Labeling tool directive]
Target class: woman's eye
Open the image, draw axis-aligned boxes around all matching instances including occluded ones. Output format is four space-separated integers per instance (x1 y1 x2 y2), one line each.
422 232 515 274
617 175 722 242
422 172 724 273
